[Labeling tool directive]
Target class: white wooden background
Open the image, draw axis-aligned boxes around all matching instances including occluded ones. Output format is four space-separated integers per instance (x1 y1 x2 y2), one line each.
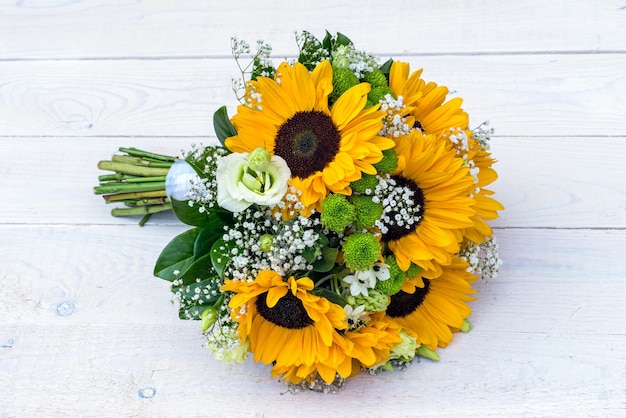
1 1 625 416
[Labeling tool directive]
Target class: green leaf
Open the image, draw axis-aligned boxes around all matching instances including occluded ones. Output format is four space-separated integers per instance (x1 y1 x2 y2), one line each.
194 224 220 260
322 30 333 51
312 287 348 308
210 237 233 279
379 58 394 75
170 197 210 227
312 246 339 273
177 253 215 286
335 32 352 47
154 228 201 281
213 106 238 146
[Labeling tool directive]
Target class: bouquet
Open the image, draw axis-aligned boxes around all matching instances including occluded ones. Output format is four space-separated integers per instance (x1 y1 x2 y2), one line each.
95 31 503 392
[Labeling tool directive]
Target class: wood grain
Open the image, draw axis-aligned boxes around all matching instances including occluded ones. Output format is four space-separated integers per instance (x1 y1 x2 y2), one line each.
2 227 625 416
1 54 624 138
2 0 625 416
1 0 625 59
1 136 624 228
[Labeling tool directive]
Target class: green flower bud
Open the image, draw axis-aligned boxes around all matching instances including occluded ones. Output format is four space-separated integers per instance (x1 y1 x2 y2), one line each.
417 345 440 362
201 307 218 332
364 68 388 88
241 169 263 192
330 67 360 103
342 232 381 271
350 195 383 229
321 193 356 233
368 85 394 105
331 45 351 69
460 318 473 333
346 288 388 312
373 148 399 173
247 147 272 171
406 263 422 279
259 233 274 252
350 174 378 195
390 330 418 362
376 256 406 296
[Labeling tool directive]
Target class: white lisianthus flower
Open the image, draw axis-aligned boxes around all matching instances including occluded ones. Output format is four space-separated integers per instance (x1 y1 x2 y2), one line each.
216 148 291 212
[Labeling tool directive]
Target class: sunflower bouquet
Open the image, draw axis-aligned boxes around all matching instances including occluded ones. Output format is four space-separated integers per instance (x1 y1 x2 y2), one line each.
95 31 503 392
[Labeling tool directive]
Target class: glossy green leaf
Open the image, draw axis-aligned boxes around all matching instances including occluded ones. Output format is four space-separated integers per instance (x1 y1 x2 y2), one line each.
154 228 200 281
210 237 233 279
312 287 348 308
313 247 339 272
213 105 237 146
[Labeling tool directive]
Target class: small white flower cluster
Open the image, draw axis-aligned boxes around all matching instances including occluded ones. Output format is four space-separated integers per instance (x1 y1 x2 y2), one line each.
221 205 321 281
230 37 273 106
342 262 390 297
230 37 251 58
372 175 422 235
171 274 223 320
472 121 495 150
205 323 249 364
459 236 503 281
378 94 411 138
295 30 330 68
182 145 229 213
443 128 481 196
332 44 378 78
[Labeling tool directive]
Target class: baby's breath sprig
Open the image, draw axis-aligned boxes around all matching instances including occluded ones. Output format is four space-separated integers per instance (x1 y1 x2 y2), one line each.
230 37 275 103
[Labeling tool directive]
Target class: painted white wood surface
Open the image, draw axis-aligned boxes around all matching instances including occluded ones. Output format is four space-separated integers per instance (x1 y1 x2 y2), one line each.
1 1 625 417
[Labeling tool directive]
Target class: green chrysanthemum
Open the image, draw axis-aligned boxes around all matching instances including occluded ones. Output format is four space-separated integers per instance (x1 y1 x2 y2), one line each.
351 195 383 229
373 148 398 173
406 263 421 279
330 67 360 102
351 173 378 195
321 193 356 233
364 68 388 88
368 85 394 105
342 232 381 271
376 256 406 295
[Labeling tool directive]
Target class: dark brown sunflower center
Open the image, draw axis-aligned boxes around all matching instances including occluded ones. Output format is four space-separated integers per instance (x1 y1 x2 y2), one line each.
256 291 314 329
274 110 341 179
381 175 425 241
386 279 431 318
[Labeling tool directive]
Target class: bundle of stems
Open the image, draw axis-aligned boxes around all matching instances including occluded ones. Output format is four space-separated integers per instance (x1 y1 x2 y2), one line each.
94 147 177 226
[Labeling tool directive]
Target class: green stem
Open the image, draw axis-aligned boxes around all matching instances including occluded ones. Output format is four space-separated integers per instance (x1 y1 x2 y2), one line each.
118 147 177 162
98 173 140 182
121 176 167 184
97 161 170 177
94 181 165 195
111 155 173 168
102 190 167 202
111 202 172 217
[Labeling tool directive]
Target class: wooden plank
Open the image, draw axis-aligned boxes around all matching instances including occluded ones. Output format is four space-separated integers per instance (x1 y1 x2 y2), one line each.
0 54 624 138
2 226 625 327
1 0 625 59
1 227 625 416
1 136 624 228
1 324 624 416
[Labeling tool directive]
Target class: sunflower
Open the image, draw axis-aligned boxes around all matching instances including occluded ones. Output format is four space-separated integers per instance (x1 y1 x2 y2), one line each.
386 256 477 350
226 60 395 213
272 312 404 383
221 270 349 384
388 61 469 137
382 130 476 275
344 312 403 371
